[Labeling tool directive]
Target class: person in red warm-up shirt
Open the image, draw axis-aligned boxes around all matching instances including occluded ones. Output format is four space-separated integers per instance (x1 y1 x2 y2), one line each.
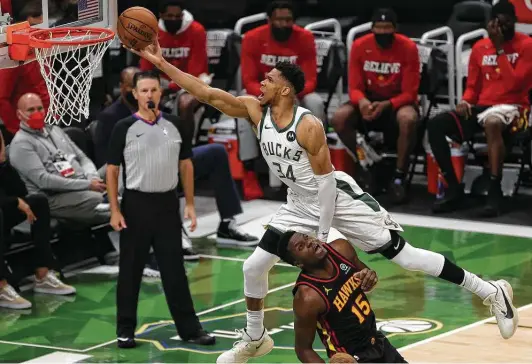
240 0 324 121
427 1 532 217
0 0 49 144
331 8 420 204
140 0 209 135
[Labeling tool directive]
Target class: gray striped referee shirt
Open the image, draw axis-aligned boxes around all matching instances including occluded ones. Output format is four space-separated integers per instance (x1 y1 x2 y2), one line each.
107 113 192 193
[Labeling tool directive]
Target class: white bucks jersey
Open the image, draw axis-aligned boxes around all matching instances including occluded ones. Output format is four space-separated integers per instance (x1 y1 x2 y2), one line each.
257 106 319 196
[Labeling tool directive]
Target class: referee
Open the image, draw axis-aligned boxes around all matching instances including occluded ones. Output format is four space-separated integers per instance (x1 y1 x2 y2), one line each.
106 71 215 348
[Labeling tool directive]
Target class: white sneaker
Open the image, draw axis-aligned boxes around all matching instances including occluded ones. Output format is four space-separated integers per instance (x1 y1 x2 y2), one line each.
0 284 32 309
483 280 519 339
216 329 274 363
34 272 76 295
143 267 160 278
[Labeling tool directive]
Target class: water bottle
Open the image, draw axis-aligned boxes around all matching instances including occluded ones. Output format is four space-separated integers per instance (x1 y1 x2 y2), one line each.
436 173 445 199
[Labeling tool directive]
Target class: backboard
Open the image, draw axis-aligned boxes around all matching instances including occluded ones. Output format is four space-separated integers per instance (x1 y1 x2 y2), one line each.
0 0 117 68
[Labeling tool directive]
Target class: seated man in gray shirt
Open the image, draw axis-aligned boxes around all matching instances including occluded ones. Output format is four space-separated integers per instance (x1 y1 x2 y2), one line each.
9 93 109 225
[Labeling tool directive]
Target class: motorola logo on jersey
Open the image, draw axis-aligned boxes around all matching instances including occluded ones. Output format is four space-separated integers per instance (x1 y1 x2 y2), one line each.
287 131 296 142
481 53 519 66
162 47 191 59
260 54 298 67
363 61 401 74
261 141 303 162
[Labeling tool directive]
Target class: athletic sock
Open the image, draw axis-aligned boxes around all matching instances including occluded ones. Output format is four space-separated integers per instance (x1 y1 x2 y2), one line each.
245 310 265 341
460 271 497 300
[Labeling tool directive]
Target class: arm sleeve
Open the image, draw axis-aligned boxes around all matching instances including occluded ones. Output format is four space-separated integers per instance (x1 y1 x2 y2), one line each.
107 119 130 166
462 46 481 104
167 115 193 160
348 41 367 105
496 42 532 93
390 42 420 109
187 24 209 77
316 171 336 242
9 141 91 192
241 33 263 97
0 68 20 134
298 32 318 97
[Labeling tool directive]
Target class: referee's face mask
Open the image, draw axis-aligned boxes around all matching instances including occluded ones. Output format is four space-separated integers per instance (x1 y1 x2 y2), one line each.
133 78 162 111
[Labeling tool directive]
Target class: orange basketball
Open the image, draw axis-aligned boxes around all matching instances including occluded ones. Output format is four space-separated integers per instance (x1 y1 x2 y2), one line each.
117 7 158 50
330 353 357 363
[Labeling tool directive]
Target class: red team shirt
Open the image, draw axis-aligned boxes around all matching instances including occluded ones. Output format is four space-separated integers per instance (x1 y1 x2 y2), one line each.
140 21 208 79
241 25 317 97
463 32 532 108
349 34 420 110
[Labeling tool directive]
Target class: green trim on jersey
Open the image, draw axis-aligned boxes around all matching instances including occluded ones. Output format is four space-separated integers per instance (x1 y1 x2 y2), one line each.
294 111 312 149
271 105 298 133
336 179 381 212
258 106 269 142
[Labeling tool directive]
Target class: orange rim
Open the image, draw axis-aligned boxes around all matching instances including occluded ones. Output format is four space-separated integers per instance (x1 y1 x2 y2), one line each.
29 27 115 48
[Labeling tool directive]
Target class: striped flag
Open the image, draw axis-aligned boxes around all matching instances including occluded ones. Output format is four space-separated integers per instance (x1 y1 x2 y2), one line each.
78 0 100 20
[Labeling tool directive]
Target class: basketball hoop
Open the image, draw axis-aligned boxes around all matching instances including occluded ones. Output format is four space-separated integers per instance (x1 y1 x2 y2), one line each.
7 23 115 126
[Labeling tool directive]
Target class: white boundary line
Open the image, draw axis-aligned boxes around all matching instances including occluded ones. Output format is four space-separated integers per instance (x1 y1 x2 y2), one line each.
398 303 532 353
81 281 295 353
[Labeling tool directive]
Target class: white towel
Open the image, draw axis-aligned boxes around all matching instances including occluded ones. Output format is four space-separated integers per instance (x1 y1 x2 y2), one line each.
477 104 520 126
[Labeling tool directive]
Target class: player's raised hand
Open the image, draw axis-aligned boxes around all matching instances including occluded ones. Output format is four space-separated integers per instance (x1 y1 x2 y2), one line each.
126 40 165 67
354 268 378 292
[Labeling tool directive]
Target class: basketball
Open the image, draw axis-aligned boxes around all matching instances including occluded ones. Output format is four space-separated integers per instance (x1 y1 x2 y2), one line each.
117 7 158 50
330 353 357 363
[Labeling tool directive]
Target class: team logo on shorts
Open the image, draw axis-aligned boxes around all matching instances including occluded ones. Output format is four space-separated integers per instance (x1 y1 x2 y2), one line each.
287 131 296 142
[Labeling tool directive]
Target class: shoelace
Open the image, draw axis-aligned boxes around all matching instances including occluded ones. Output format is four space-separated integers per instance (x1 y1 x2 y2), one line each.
45 272 63 286
489 289 507 317
230 329 252 351
3 285 19 298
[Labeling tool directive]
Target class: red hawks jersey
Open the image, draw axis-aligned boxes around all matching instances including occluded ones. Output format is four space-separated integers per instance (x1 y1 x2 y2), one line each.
349 34 420 109
462 33 532 108
140 20 208 79
241 25 317 97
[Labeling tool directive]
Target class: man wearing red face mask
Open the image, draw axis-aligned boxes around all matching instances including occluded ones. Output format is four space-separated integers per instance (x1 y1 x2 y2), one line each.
0 0 49 143
8 94 109 226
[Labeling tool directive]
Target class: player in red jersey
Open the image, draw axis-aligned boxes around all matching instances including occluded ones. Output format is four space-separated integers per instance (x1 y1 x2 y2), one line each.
140 0 209 136
427 0 532 216
240 0 324 120
277 231 407 363
330 9 420 204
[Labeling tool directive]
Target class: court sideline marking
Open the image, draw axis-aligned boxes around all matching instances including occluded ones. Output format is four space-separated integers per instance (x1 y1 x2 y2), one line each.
398 303 532 353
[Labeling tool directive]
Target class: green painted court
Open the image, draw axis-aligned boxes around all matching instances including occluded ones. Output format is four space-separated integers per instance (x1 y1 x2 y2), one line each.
1 218 532 363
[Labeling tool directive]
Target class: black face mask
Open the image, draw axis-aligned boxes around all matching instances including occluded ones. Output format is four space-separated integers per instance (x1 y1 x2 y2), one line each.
374 33 395 48
501 24 515 41
271 26 293 42
164 19 182 34
124 91 138 107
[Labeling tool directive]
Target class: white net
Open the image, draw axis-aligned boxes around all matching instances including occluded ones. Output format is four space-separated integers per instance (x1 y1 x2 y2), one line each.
32 28 114 126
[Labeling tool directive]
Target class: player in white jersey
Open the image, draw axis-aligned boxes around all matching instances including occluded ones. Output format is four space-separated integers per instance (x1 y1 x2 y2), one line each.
130 41 518 363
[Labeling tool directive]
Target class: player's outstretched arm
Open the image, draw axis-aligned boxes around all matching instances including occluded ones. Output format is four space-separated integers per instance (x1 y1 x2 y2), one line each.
297 115 335 242
128 41 262 124
294 286 327 363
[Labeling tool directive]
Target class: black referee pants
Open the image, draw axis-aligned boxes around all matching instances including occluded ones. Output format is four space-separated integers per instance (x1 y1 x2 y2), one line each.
116 189 202 339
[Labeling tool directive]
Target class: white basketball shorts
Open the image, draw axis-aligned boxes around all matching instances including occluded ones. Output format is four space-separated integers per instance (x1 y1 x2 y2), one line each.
267 171 403 253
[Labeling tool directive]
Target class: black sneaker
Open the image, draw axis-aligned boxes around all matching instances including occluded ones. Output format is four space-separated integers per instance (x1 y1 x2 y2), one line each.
480 181 503 217
432 184 464 213
389 177 407 204
217 220 259 247
184 330 216 345
117 337 136 349
183 248 199 261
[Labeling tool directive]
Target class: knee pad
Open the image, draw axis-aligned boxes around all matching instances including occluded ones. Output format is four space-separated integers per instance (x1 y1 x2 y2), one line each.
243 247 280 299
390 242 445 277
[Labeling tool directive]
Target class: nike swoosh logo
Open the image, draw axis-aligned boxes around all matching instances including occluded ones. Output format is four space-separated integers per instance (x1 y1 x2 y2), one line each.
264 126 273 129
136 133 144 137
394 242 400 250
500 285 514 319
